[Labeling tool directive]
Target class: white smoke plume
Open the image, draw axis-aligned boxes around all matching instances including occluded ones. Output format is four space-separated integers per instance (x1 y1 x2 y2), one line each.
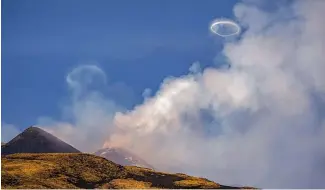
104 0 325 188
38 0 325 188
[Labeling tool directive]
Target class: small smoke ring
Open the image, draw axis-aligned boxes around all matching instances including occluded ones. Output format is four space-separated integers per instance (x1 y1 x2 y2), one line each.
210 19 241 37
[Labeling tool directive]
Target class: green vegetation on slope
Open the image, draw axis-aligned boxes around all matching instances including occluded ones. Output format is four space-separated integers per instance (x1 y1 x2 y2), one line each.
1 153 251 189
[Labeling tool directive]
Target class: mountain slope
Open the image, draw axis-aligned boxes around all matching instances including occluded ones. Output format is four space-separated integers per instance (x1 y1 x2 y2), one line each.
94 147 154 169
1 126 80 155
1 153 252 189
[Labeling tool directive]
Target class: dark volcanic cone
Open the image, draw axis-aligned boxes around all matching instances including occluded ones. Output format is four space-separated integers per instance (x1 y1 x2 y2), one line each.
1 126 80 155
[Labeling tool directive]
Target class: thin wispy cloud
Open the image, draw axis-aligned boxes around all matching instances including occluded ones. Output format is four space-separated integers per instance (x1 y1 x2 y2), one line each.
1 123 21 143
38 65 124 152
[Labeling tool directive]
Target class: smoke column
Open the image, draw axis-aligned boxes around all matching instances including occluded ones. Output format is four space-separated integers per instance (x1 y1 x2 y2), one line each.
39 0 325 188
104 0 325 188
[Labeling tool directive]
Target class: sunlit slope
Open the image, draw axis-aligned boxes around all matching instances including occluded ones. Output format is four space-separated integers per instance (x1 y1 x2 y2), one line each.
1 153 253 189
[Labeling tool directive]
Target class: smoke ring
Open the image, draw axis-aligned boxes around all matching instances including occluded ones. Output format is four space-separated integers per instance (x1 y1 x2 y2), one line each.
210 19 241 37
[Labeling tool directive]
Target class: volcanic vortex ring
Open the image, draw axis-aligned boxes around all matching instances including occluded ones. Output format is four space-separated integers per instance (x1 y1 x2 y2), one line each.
210 19 241 37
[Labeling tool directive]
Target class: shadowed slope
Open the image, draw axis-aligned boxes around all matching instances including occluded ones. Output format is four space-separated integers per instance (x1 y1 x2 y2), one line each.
1 126 80 155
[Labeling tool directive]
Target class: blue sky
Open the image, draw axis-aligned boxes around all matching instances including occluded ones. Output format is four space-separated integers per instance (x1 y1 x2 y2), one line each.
2 0 238 133
3 1 325 188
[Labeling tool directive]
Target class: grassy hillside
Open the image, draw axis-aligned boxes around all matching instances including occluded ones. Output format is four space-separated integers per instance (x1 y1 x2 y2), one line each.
1 153 252 189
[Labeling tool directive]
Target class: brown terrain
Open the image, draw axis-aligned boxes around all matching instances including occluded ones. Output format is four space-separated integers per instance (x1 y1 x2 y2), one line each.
1 153 254 189
1 126 255 189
